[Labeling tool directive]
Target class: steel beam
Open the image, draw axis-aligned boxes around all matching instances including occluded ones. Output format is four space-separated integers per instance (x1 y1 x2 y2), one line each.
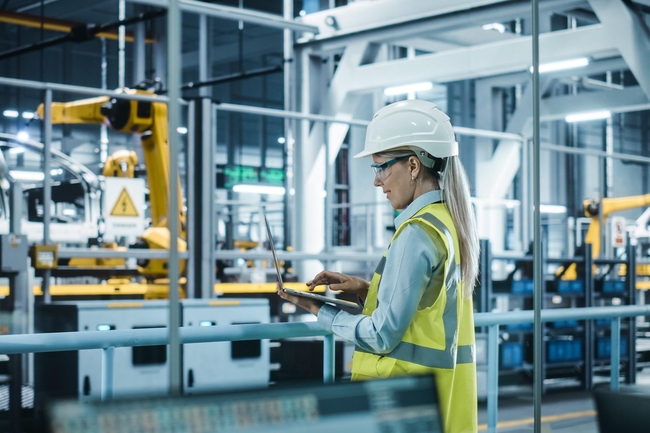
345 25 615 91
589 0 650 99
127 0 319 33
298 0 586 51
539 86 650 123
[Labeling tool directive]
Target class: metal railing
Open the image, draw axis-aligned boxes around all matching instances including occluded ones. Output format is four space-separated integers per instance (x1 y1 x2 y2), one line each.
0 304 648 432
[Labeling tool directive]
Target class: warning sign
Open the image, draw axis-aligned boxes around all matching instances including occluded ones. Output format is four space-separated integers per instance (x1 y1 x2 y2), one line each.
110 188 140 217
103 177 145 236
611 216 627 248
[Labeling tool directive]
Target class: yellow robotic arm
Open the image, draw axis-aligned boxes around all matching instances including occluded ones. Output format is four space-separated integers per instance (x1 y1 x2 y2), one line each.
583 194 650 259
37 88 187 277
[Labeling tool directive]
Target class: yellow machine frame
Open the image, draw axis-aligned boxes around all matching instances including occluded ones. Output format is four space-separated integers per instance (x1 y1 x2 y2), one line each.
37 87 186 277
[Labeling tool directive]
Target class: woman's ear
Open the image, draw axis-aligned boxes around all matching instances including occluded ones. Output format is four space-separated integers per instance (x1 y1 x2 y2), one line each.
409 156 420 179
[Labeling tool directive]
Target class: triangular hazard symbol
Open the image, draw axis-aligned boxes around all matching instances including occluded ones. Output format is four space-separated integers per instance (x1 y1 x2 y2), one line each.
110 187 139 217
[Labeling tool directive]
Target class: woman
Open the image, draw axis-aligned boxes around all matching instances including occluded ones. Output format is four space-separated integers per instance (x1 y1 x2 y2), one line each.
277 99 479 433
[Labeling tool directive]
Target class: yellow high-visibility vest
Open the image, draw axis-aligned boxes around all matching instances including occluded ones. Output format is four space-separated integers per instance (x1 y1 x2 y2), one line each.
351 203 477 433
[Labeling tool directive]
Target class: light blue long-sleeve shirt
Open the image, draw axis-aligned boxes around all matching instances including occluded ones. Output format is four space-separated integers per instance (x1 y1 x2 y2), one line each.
317 190 446 354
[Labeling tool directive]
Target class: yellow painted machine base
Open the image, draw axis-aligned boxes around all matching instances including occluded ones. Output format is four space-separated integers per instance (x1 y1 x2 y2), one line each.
0 282 326 297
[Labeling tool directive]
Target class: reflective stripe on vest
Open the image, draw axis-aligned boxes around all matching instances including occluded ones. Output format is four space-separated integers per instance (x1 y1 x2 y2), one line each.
356 210 475 368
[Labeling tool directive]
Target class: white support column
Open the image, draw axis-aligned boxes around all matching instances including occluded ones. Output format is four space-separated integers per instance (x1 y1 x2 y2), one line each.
133 22 146 84
296 41 377 279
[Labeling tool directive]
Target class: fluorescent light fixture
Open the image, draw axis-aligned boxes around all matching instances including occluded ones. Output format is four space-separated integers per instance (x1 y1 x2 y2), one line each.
62 208 76 216
199 321 215 327
299 9 306 16
177 127 188 134
540 204 567 214
530 57 589 74
50 168 63 176
277 137 286 144
17 131 29 142
9 170 44 181
384 82 433 96
482 22 506 33
22 111 35 120
3 109 19 118
232 184 286 195
8 147 25 155
565 110 611 123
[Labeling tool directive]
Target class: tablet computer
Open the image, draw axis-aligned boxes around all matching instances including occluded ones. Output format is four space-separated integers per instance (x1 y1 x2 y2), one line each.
264 215 362 311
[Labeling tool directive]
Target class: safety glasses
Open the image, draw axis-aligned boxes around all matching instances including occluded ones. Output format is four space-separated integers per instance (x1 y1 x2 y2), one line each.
371 156 410 181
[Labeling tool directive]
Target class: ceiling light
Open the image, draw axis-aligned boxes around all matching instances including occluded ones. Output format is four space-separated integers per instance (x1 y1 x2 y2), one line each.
8 147 25 155
565 110 611 123
177 127 188 134
3 109 19 118
22 111 35 120
277 137 286 144
9 170 44 181
384 82 433 96
17 131 29 142
50 168 63 176
540 205 567 214
232 184 285 195
299 10 306 16
482 23 506 33
530 57 589 74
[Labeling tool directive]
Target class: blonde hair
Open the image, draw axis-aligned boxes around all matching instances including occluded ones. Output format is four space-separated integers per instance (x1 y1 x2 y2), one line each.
440 156 479 298
375 150 479 298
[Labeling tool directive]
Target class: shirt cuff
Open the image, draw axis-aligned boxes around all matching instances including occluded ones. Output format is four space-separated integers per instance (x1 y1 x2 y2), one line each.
316 304 340 333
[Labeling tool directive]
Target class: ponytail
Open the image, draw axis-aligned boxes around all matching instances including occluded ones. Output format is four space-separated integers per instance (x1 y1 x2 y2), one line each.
441 157 479 298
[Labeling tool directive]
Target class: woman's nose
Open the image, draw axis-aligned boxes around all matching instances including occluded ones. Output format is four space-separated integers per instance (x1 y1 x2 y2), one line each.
374 176 382 187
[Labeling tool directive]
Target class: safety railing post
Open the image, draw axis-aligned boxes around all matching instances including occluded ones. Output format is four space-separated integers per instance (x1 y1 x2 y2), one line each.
323 333 335 383
101 346 115 401
610 317 621 391
487 324 499 432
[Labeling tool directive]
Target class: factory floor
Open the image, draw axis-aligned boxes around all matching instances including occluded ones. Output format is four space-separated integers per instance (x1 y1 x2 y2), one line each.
477 367 650 432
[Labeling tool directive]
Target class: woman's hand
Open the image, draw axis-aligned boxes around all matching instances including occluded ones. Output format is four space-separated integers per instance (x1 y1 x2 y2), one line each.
307 271 370 299
276 283 323 316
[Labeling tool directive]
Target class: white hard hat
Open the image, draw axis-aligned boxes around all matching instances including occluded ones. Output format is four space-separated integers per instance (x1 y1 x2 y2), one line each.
354 100 458 168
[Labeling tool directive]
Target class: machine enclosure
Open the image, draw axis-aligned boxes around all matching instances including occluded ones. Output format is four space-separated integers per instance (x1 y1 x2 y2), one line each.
34 299 270 401
0 234 28 272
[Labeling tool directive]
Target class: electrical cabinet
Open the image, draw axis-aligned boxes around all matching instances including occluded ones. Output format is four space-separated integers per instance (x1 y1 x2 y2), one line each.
35 299 270 401
182 299 270 393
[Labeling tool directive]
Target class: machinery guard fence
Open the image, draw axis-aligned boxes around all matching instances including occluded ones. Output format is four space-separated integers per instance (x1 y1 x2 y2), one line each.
0 304 648 432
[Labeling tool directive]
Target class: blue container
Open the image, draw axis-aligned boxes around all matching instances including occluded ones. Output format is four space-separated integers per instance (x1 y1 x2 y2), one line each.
551 320 579 329
554 280 582 294
571 339 583 360
558 281 572 293
547 339 582 363
501 342 523 368
596 337 629 359
571 281 584 294
512 280 534 294
506 323 533 331
525 280 534 293
603 280 625 293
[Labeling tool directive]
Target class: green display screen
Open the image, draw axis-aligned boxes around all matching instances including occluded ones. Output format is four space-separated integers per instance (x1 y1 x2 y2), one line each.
217 165 285 189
